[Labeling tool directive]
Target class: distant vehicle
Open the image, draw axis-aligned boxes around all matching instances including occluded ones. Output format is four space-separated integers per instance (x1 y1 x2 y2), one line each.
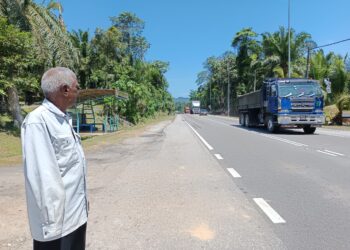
184 106 191 114
237 78 325 134
191 100 200 114
200 108 208 116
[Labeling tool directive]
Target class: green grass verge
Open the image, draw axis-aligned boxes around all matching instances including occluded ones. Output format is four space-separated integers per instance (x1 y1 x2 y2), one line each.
0 132 22 166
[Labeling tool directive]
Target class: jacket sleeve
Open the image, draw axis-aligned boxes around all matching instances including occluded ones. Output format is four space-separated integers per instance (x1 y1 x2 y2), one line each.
22 122 65 240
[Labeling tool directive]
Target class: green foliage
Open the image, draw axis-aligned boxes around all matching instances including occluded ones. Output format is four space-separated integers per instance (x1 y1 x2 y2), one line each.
195 26 349 114
0 17 39 96
0 0 78 68
193 52 237 112
309 51 349 105
111 12 150 61
0 3 174 127
112 59 173 123
70 29 90 88
324 104 339 124
262 27 311 78
329 56 347 95
83 16 174 124
336 94 350 112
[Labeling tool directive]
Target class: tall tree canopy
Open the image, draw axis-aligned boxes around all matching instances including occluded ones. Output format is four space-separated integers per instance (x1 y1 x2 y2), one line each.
111 12 150 62
0 0 78 126
262 27 311 77
0 6 174 128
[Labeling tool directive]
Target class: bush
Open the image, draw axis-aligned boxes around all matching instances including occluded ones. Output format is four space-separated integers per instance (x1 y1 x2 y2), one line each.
336 94 350 112
324 105 340 125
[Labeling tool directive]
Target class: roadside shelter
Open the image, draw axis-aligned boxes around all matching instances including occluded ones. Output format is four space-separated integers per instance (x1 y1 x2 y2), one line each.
68 89 128 133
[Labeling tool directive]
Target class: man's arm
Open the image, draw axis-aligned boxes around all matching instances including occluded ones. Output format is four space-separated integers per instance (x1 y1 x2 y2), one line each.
22 122 65 239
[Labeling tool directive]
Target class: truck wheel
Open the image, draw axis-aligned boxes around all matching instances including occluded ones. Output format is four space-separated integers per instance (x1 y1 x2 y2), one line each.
267 117 279 133
303 125 316 134
239 113 245 126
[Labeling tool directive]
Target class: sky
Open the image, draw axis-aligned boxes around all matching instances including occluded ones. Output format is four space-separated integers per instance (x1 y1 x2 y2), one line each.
56 0 350 98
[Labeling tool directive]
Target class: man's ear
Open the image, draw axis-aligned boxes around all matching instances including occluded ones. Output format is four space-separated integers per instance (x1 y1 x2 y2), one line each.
60 84 69 96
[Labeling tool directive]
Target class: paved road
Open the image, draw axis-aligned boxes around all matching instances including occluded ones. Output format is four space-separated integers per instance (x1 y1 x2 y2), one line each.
183 114 350 250
0 116 285 250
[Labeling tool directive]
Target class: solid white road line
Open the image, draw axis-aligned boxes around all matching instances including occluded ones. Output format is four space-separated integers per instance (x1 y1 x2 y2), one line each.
214 154 223 160
317 150 337 157
227 168 241 178
253 198 286 224
185 121 214 150
324 150 344 156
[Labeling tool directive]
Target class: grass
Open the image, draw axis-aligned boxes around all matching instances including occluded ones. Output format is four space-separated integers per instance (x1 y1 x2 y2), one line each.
0 132 22 166
0 112 174 167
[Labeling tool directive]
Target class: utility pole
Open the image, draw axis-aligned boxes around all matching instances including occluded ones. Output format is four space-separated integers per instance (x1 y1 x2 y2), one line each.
288 0 291 78
305 47 311 78
254 70 257 91
227 61 230 117
209 82 211 111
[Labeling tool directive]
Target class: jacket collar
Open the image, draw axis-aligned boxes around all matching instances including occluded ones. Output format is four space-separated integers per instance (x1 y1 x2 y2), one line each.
42 99 67 118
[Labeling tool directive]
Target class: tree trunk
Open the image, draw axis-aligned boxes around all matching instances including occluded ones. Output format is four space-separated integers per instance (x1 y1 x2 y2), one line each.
7 86 23 128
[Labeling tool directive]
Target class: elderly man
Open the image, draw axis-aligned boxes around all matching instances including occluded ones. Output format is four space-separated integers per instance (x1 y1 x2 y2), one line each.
21 67 88 250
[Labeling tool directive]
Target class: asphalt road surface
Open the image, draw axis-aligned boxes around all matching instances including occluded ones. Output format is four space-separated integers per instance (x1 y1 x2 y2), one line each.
183 114 350 250
1 115 284 250
2 114 349 249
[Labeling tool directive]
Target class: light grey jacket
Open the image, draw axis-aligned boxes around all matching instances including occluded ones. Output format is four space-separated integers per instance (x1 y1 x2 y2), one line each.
21 99 88 241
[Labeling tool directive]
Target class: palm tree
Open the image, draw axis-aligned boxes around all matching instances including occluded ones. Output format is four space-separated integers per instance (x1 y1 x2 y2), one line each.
0 0 78 126
262 27 311 77
232 28 261 90
309 50 331 81
0 0 78 67
329 55 347 96
70 29 91 88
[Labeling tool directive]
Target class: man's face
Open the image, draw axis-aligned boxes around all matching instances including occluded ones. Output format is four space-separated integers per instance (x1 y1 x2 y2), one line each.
66 78 80 108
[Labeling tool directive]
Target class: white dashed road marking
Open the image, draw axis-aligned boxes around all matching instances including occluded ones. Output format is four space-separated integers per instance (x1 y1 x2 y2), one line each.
324 150 344 156
227 168 241 178
214 154 223 160
258 133 308 147
317 150 338 157
253 198 286 224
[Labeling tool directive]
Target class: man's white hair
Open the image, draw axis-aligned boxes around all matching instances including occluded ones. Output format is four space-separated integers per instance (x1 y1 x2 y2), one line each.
41 67 77 97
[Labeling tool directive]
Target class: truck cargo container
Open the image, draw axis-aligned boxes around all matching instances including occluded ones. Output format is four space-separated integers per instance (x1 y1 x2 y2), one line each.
191 100 201 114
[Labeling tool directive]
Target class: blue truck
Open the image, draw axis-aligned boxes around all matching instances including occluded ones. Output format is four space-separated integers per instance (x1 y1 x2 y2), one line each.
237 78 325 134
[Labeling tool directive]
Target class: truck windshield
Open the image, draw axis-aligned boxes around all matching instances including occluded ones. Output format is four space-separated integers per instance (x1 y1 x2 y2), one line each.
278 82 323 98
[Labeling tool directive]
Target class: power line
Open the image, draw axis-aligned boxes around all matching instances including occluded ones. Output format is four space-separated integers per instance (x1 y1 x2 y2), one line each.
313 38 350 50
305 38 350 78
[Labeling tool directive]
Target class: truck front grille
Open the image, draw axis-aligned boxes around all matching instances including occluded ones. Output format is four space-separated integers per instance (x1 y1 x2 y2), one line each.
291 98 314 112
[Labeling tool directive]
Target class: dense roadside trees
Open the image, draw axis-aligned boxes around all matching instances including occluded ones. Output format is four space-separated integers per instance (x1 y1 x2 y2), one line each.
0 0 78 126
0 18 39 127
193 27 350 115
0 1 173 127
